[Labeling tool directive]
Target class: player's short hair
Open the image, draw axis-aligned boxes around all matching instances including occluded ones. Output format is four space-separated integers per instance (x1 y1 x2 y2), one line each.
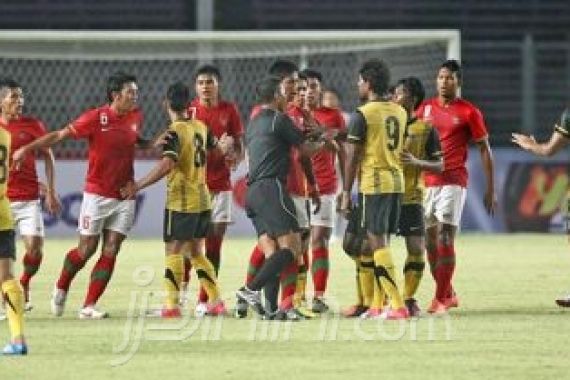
256 76 281 103
324 86 341 101
440 59 462 82
166 81 190 112
396 76 425 110
194 64 222 82
268 59 298 80
297 71 307 81
301 68 323 83
0 77 21 100
359 59 390 96
107 72 137 102
0 77 20 91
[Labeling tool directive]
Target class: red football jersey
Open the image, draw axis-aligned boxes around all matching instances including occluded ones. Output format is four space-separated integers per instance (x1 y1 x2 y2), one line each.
69 105 142 199
417 97 488 188
188 98 243 192
5 116 47 201
286 104 309 196
311 107 346 195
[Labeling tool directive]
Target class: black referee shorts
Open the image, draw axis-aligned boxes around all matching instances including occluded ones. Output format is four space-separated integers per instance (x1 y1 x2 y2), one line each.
0 229 16 259
362 193 402 236
397 203 425 237
163 209 211 242
246 178 300 239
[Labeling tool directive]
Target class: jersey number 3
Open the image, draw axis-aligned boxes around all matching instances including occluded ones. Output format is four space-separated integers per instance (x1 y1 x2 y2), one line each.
385 116 401 151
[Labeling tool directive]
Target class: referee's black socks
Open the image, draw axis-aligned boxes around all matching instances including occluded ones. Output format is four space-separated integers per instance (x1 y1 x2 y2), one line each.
249 249 295 291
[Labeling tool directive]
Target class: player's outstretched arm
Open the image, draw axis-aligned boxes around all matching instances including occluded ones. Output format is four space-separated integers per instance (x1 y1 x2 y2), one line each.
12 127 72 170
41 147 62 215
121 157 176 200
476 137 497 215
511 131 569 157
400 151 443 173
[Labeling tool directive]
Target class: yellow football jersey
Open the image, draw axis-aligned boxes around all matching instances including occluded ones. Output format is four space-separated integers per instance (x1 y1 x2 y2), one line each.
402 119 441 204
355 101 407 194
0 127 13 230
164 119 212 213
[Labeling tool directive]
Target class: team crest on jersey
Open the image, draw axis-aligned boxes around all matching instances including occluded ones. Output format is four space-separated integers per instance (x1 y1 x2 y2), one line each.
100 113 108 126
452 116 461 125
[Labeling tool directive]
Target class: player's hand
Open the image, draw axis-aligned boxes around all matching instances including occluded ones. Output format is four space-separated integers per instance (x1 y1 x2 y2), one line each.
338 190 352 219
218 133 235 155
484 189 497 216
511 133 537 152
400 150 419 166
11 147 27 171
44 188 62 215
153 130 173 148
120 181 138 200
309 188 321 215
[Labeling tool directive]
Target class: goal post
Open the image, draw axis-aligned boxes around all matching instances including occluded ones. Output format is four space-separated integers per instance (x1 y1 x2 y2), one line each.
0 29 460 157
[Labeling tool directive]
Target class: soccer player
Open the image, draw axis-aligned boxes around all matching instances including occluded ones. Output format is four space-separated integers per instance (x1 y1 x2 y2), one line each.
393 77 443 316
339 59 410 320
235 76 323 317
512 108 570 307
416 60 497 314
121 82 232 317
0 79 26 355
12 72 146 319
183 64 243 315
302 69 346 313
0 79 61 312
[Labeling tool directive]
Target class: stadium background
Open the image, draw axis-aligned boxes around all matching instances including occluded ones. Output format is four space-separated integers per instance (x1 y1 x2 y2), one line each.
0 0 568 235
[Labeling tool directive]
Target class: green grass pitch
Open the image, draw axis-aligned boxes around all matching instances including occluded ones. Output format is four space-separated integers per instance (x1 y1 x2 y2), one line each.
1 234 569 379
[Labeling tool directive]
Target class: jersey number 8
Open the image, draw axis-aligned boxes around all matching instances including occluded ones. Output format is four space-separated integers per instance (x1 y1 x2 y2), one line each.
0 145 7 184
193 133 206 168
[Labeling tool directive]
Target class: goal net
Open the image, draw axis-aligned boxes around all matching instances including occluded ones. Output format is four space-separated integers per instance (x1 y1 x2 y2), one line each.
0 30 460 158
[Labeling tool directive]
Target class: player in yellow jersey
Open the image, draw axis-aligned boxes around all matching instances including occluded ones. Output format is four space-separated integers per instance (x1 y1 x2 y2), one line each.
0 79 26 355
340 59 409 320
392 77 443 317
121 82 234 318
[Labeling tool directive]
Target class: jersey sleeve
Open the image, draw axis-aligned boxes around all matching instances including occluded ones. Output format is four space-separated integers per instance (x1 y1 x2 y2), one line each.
162 130 180 161
228 103 244 137
347 111 366 143
425 126 442 161
554 108 570 138
68 109 99 139
275 113 304 146
467 106 488 142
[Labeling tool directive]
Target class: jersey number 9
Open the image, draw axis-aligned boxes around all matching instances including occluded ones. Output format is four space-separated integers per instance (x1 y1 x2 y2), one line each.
385 116 401 151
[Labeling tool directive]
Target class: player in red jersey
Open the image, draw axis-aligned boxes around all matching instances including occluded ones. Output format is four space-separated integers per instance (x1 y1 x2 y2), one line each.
302 69 346 313
0 79 61 313
416 60 497 314
512 108 570 307
181 64 244 315
12 72 148 319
